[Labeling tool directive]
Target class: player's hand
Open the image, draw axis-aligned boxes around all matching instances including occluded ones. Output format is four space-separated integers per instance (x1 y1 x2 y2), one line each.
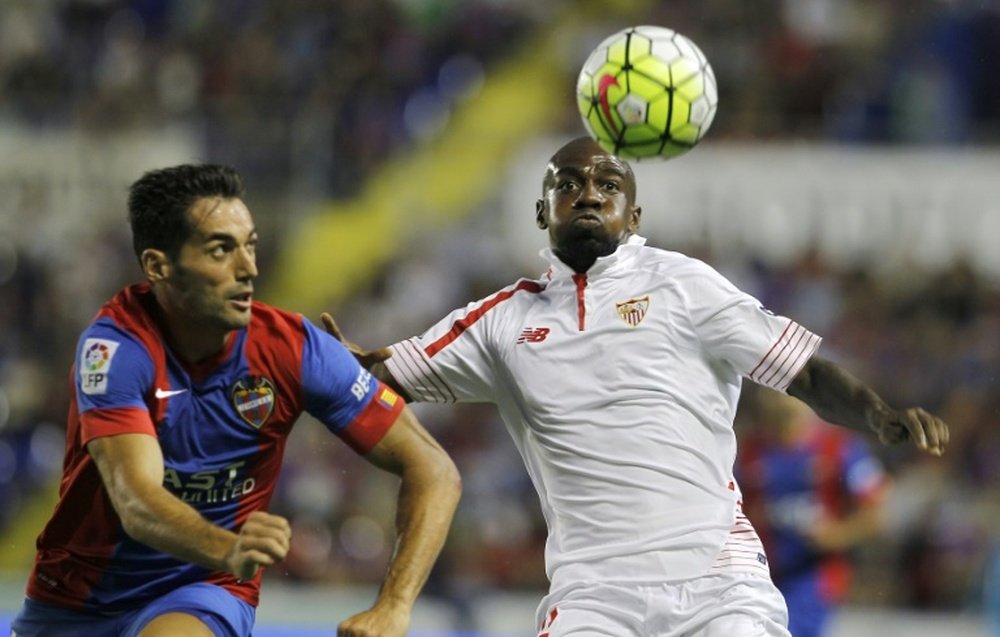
871 407 949 456
225 511 292 580
320 312 392 370
337 603 411 637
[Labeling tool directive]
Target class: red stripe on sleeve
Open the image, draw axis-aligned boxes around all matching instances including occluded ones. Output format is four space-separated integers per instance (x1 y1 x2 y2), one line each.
424 280 543 358
401 339 456 402
762 324 807 384
750 319 794 378
338 382 406 454
80 406 156 446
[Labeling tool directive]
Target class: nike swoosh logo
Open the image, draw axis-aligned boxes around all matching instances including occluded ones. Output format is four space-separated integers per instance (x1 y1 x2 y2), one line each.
155 388 188 399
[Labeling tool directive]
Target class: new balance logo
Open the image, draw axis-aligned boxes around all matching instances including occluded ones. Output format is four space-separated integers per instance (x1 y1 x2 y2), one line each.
517 327 550 344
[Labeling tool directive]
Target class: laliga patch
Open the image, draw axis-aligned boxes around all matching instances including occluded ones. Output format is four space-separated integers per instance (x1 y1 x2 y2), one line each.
615 295 650 327
80 338 121 395
231 375 276 429
377 387 398 410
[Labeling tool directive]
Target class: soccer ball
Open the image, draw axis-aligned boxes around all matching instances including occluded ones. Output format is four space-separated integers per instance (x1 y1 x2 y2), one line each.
576 25 718 161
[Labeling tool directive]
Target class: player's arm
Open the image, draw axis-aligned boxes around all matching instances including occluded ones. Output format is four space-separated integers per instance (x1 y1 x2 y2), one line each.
807 490 886 552
336 407 461 637
787 356 949 456
321 312 411 400
88 433 291 579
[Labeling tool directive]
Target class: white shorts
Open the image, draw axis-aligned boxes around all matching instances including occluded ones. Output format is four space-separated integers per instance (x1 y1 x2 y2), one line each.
534 573 791 637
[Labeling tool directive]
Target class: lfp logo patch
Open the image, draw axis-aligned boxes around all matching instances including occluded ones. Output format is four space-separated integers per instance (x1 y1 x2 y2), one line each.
231 376 276 429
80 338 121 395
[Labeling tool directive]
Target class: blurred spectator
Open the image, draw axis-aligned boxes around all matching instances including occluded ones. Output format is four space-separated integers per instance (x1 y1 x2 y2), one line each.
987 543 1000 637
737 388 889 637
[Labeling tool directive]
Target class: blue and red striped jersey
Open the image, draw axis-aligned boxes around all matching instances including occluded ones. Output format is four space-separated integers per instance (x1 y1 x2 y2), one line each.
26 283 403 611
737 421 886 602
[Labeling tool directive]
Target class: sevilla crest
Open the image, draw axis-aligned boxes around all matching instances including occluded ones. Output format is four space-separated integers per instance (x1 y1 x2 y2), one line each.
615 296 650 327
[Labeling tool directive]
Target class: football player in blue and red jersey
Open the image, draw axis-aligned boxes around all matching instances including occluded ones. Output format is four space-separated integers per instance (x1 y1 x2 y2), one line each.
11 164 461 637
738 389 889 637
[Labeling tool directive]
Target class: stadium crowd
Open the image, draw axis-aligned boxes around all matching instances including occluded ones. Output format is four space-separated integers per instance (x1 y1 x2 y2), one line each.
1 0 998 629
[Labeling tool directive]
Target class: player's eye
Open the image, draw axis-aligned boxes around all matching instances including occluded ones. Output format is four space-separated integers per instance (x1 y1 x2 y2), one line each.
208 244 230 258
603 181 621 192
557 181 578 192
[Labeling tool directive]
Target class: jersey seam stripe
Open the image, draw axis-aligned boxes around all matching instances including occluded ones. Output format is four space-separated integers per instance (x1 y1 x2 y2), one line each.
766 334 808 388
754 322 804 384
749 319 794 378
388 342 447 403
773 331 819 389
773 333 822 391
423 280 545 358
759 322 805 383
402 338 456 402
761 324 808 384
402 338 456 401
390 341 439 401
389 343 439 402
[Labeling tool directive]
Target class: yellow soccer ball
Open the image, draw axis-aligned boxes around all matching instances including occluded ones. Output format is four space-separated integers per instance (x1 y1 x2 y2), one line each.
577 25 718 160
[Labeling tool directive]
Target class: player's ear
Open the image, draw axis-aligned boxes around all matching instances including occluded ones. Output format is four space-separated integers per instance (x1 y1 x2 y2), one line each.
628 205 642 232
141 248 172 283
535 199 548 229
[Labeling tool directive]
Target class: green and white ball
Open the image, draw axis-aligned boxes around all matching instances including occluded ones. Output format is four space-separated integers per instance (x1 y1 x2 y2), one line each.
577 25 718 161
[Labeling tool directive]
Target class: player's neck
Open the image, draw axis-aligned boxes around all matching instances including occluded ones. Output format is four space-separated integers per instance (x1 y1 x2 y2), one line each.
164 321 231 365
554 237 622 273
555 249 598 273
149 296 231 365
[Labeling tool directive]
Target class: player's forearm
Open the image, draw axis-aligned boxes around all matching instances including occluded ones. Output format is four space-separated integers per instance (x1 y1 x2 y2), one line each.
89 435 241 574
787 357 892 435
813 503 886 552
115 481 238 572
834 505 884 548
374 453 461 610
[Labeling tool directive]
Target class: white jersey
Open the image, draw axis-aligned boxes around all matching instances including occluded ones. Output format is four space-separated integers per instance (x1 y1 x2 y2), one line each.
385 235 821 590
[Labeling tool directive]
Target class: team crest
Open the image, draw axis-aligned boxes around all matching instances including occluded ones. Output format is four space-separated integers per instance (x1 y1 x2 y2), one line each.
231 375 276 429
615 296 650 327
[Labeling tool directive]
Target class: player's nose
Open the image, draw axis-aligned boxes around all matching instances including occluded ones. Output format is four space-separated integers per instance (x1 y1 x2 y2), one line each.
235 246 258 280
573 179 603 207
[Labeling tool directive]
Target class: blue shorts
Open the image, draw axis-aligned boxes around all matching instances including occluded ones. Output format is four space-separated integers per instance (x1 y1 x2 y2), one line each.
778 576 833 637
11 583 255 637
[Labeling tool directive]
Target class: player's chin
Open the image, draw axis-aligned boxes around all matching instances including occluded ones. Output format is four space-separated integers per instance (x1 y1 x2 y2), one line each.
221 307 252 329
563 227 617 254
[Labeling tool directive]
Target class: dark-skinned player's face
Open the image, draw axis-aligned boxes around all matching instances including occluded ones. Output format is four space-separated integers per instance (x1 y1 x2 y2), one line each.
535 138 641 271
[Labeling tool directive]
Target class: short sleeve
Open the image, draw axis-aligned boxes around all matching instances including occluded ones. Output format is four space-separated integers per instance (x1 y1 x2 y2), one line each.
300 319 402 450
685 261 821 392
75 320 157 442
384 300 500 404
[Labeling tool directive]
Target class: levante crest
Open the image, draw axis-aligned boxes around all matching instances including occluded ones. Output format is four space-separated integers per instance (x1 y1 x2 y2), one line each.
231 375 275 429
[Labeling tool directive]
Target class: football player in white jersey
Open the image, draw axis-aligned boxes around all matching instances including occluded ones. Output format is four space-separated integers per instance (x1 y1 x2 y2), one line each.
323 137 949 636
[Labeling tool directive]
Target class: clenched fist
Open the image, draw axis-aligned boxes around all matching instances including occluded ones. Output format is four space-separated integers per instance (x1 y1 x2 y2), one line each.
225 511 292 580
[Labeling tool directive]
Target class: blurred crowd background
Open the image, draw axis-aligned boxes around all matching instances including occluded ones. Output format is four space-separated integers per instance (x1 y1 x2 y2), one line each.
1 0 999 634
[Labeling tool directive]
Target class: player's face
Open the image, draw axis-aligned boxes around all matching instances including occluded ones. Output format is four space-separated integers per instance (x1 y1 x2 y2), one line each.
536 140 640 269
168 196 258 331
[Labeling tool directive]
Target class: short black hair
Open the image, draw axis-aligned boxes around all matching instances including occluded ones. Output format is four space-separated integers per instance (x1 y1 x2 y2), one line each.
127 164 245 261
